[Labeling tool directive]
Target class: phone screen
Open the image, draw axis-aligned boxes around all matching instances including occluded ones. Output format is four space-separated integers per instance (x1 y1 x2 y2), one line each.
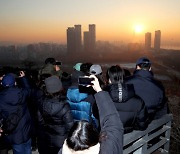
78 77 94 86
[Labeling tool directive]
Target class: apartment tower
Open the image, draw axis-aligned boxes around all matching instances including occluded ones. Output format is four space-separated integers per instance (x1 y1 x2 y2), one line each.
154 30 161 51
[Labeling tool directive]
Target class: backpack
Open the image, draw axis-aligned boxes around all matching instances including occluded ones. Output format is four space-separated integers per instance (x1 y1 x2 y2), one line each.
0 105 23 135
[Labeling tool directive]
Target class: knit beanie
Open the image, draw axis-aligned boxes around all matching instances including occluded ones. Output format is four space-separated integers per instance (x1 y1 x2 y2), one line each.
45 75 62 93
2 73 15 87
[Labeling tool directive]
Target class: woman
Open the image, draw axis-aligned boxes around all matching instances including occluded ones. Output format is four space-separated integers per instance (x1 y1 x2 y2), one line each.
105 65 149 133
37 75 74 154
58 75 124 154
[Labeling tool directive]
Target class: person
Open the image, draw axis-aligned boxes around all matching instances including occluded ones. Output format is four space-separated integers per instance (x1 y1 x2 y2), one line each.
38 57 62 80
0 72 32 154
105 65 149 133
80 62 93 75
73 63 82 72
89 64 106 89
125 57 169 121
66 69 96 125
36 75 74 154
58 75 124 154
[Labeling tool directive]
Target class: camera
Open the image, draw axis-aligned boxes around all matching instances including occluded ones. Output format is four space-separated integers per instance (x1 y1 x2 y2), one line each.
78 76 94 86
54 61 62 65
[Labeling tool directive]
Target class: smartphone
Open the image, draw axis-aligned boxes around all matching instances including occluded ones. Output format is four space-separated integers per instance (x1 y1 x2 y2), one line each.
55 61 62 65
78 76 94 86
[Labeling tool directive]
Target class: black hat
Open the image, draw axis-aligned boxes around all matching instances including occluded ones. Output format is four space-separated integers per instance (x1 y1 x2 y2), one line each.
136 57 151 66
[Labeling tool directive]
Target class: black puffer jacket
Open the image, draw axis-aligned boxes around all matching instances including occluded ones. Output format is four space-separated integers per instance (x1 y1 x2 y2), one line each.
37 95 74 151
105 83 149 133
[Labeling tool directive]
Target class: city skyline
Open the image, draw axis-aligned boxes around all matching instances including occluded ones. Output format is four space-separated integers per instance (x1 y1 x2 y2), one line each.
0 0 180 49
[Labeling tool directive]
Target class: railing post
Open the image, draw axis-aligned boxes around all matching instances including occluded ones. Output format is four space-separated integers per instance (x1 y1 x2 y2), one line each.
163 121 171 153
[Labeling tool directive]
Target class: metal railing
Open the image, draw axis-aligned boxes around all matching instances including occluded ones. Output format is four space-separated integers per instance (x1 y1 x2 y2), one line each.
123 114 173 154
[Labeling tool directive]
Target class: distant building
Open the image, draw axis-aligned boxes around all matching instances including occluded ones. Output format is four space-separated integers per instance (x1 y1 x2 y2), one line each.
83 24 96 52
154 30 161 51
145 32 151 50
89 24 96 51
67 25 82 53
74 25 82 52
83 31 90 52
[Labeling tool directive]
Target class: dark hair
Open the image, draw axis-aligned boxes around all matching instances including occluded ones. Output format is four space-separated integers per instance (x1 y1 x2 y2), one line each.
80 63 93 75
106 65 124 83
66 121 99 151
45 58 56 65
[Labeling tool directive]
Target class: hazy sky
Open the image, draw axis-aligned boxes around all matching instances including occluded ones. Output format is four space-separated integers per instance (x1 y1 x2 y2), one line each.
0 0 180 47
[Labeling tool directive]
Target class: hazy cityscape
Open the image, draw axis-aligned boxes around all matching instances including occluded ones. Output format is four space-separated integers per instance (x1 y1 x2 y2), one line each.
0 0 180 153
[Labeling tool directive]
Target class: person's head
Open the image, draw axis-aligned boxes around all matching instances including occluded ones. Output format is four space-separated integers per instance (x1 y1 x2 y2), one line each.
1 73 16 87
80 63 93 75
89 64 105 87
136 57 151 71
106 65 124 84
73 63 82 71
89 64 102 76
45 57 56 65
66 121 99 151
45 57 61 66
44 75 63 97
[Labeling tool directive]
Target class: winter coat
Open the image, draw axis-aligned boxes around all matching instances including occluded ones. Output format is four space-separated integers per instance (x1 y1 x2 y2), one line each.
105 83 149 133
37 94 74 150
0 77 32 144
125 70 168 120
38 63 62 79
66 86 95 122
58 91 124 154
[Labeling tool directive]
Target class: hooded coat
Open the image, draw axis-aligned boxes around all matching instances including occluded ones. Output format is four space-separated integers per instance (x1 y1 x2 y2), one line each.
105 83 149 133
125 70 169 120
0 77 32 144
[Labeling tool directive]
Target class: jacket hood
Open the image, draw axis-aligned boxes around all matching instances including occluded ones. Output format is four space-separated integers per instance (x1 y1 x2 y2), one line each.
67 88 88 103
0 87 23 106
106 83 135 103
134 70 154 79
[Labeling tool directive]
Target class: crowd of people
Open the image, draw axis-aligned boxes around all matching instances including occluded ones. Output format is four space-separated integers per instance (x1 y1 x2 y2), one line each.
0 57 169 154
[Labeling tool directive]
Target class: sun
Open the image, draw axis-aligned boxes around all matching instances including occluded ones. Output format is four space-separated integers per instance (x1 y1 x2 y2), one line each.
134 24 143 33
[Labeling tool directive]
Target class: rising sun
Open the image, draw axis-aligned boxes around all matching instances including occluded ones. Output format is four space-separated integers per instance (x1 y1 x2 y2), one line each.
134 24 143 33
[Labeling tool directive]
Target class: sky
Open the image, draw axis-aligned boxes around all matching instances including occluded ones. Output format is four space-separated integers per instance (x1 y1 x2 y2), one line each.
0 0 180 48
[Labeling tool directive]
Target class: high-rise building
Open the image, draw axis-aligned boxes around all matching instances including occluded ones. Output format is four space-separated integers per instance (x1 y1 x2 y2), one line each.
67 27 75 53
74 25 82 52
154 30 161 51
89 24 96 51
83 31 90 52
145 32 151 50
67 25 82 53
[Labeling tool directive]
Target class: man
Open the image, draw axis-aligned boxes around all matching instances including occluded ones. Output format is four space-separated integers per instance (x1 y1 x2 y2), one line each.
0 72 32 154
125 57 169 121
38 57 62 80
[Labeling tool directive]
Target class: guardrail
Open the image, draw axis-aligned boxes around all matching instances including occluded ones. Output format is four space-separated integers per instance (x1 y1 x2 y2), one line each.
123 114 173 154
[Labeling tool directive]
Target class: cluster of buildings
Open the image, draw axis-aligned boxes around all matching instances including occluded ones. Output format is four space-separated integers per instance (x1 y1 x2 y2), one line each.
145 30 161 51
67 24 96 53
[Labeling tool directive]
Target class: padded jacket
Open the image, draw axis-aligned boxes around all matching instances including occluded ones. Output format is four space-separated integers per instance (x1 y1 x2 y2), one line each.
105 83 149 133
58 91 124 154
67 87 94 122
37 95 74 149
125 70 168 120
0 77 32 144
